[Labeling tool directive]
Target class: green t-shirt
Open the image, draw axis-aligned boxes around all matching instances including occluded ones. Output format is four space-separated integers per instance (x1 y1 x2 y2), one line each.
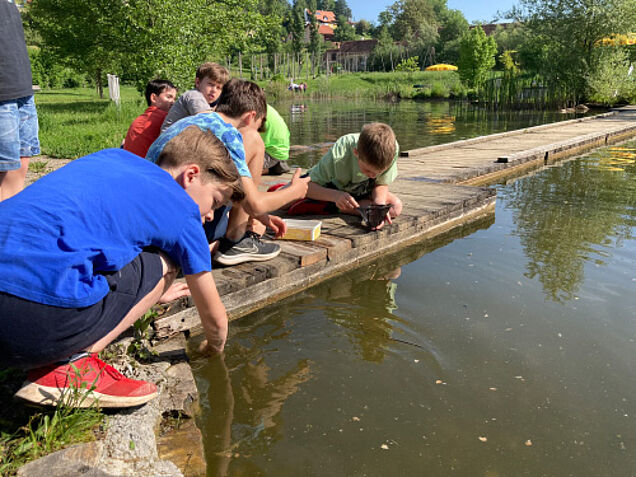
308 133 399 197
260 104 290 162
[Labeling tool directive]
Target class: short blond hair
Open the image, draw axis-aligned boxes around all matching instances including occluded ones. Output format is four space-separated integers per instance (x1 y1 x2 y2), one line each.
357 123 396 171
156 126 244 202
196 62 229 85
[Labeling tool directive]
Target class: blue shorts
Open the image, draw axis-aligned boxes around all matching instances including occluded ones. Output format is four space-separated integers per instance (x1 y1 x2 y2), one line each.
0 95 41 172
0 250 163 369
203 204 231 243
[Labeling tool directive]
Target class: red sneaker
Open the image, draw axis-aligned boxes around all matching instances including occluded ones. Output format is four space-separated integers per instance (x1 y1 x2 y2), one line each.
14 354 158 408
287 198 333 216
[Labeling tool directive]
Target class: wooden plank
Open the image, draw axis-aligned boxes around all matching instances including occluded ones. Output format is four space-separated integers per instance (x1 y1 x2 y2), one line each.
312 233 352 261
278 240 327 267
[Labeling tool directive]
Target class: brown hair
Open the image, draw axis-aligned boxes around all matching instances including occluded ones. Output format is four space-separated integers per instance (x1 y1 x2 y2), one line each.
357 122 397 171
195 62 229 85
215 78 267 125
156 126 245 202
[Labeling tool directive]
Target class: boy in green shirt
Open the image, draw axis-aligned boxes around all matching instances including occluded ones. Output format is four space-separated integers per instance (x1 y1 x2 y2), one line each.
261 104 291 175
288 122 402 229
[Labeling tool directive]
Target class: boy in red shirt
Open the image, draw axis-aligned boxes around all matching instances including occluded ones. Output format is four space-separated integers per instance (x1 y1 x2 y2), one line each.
123 79 177 158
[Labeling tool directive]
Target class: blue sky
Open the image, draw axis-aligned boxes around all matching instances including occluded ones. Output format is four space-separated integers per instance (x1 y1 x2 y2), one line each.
347 0 518 24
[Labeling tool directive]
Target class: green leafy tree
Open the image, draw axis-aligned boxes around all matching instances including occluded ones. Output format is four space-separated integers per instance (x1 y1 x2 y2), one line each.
355 19 372 37
334 0 352 20
29 0 270 94
435 9 469 64
289 0 306 57
27 0 130 97
307 0 323 58
586 47 636 105
385 0 439 45
515 0 636 102
334 14 356 41
458 25 497 89
316 0 335 11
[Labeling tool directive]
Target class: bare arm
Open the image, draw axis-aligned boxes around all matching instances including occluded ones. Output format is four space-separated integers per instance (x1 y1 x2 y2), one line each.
240 170 309 216
239 128 309 216
307 181 360 211
185 271 228 353
371 184 390 204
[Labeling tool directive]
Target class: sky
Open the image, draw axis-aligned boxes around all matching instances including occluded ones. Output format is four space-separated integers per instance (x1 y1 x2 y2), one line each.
346 0 518 24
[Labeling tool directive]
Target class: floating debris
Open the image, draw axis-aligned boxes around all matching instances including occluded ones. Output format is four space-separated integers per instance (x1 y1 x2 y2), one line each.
478 436 488 442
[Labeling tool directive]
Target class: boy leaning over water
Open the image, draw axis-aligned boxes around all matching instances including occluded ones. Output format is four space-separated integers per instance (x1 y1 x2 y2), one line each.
287 122 403 229
0 126 244 408
161 62 229 133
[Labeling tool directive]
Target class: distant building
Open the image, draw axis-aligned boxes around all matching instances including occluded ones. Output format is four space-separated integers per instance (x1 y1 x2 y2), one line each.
324 39 378 72
304 9 337 42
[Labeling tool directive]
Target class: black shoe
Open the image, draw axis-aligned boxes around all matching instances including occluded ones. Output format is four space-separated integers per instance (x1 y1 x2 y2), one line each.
213 231 281 266
267 160 291 176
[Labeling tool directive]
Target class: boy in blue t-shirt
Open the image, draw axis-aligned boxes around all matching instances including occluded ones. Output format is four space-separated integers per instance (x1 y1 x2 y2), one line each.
0 126 244 409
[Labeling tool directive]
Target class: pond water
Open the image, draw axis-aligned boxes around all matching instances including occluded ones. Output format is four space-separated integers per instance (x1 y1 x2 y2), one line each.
272 98 594 169
191 102 636 476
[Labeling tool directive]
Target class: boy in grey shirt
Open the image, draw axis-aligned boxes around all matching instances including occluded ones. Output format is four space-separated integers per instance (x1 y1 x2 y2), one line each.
161 62 229 132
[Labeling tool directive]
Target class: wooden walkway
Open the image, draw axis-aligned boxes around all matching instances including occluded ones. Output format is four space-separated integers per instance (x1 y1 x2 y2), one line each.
155 107 636 338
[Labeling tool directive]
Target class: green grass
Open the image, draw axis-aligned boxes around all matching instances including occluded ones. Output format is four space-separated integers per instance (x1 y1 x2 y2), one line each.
35 87 146 159
0 368 104 475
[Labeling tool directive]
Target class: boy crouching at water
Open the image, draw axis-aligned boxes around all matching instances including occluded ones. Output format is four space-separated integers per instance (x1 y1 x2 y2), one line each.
287 122 402 229
0 126 243 408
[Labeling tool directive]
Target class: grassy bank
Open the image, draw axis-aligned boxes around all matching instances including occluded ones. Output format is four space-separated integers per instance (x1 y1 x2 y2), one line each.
261 71 467 101
36 87 145 158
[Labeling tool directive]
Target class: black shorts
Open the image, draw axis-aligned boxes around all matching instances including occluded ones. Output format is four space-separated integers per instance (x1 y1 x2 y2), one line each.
0 251 163 369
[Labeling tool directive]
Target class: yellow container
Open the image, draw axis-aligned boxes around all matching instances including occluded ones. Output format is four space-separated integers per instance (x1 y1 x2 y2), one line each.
280 219 322 241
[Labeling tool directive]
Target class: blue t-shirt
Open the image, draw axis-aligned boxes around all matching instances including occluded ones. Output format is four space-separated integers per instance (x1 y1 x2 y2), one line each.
146 112 251 178
0 149 211 308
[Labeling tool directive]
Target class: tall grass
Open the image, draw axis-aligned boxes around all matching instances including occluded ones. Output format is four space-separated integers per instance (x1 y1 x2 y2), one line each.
36 87 145 158
262 71 467 101
477 73 578 110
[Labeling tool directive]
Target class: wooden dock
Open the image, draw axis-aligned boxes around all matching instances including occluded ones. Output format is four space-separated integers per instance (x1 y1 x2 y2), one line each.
155 107 636 338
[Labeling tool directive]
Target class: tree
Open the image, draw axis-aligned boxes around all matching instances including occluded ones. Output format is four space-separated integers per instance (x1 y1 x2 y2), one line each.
316 0 335 11
457 25 497 89
334 0 352 20
27 0 130 97
289 0 306 58
586 47 636 105
435 9 469 63
333 14 356 41
355 19 372 37
307 0 323 60
386 0 439 45
29 0 270 94
515 0 636 102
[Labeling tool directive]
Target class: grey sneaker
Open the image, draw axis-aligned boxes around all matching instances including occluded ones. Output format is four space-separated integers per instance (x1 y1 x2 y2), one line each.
213 231 281 266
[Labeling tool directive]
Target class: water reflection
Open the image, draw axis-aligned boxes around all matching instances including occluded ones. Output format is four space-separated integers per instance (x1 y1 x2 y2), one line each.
194 214 495 476
503 144 636 302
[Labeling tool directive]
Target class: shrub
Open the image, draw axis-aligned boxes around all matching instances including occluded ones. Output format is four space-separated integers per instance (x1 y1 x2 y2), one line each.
395 56 420 73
